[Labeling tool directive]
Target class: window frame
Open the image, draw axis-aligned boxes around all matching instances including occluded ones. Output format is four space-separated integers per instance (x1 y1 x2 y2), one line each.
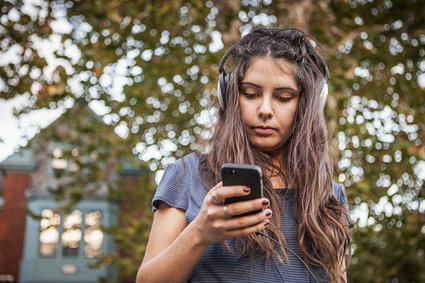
38 208 104 259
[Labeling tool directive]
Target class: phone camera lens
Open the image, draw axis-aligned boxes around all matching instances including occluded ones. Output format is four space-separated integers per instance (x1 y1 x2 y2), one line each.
231 169 236 174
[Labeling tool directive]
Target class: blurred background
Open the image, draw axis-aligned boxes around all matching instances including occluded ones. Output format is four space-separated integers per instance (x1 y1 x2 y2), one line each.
0 0 424 282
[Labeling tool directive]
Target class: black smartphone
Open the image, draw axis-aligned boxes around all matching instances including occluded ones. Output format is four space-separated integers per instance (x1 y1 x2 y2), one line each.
221 163 264 216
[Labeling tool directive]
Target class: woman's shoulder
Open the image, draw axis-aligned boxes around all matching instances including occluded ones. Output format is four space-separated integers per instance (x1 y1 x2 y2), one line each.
331 181 354 227
160 153 204 185
170 153 201 168
153 153 203 212
165 153 202 176
331 181 348 203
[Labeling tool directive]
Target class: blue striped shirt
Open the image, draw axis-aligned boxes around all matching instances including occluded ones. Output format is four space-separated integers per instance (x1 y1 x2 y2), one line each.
152 153 351 282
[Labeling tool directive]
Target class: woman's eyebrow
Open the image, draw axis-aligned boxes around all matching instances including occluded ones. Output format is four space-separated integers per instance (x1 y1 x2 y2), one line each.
240 82 261 88
240 81 297 92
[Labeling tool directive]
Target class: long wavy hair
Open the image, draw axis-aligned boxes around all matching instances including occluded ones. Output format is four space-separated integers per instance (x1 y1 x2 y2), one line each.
202 28 352 282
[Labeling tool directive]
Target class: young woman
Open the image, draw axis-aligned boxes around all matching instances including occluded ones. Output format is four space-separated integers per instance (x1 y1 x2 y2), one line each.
136 28 352 283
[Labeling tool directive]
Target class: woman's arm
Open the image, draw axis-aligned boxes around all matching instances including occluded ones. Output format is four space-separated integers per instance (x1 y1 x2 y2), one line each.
136 204 207 283
136 183 272 283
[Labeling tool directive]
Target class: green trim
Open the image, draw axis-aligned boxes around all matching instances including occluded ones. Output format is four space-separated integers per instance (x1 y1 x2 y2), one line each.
0 164 36 172
1 148 35 172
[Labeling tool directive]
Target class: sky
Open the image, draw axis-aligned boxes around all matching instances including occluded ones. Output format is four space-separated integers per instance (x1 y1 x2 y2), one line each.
0 95 63 162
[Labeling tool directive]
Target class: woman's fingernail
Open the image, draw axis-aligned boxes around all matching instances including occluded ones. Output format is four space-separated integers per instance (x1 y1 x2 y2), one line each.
243 187 250 193
264 220 270 226
265 209 272 217
261 199 269 206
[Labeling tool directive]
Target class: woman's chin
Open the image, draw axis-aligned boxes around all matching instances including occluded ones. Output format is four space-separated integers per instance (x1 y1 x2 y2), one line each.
252 144 284 157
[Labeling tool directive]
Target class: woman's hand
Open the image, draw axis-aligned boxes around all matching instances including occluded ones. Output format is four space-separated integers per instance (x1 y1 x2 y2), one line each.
190 182 272 246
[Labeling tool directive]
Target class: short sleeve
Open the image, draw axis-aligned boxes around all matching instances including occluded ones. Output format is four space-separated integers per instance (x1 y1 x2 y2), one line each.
152 162 189 212
332 182 355 228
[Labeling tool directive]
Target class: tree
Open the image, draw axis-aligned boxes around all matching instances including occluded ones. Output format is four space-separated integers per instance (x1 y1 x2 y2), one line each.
1 0 424 281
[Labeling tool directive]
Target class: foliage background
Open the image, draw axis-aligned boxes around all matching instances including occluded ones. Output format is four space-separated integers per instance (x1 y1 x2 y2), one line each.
1 0 424 282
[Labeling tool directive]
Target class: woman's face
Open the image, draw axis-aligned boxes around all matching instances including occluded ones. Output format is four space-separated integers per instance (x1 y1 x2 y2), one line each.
239 57 299 158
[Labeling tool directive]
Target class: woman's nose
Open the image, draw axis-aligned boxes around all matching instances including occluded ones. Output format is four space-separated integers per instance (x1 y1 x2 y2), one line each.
258 97 273 120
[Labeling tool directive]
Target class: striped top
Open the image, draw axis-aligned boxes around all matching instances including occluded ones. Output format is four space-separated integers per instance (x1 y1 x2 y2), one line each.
152 153 351 283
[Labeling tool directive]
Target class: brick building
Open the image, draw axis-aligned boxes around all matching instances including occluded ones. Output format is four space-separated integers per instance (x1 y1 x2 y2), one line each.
0 104 144 282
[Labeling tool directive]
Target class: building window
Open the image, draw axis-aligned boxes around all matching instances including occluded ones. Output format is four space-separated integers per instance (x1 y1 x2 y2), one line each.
51 148 80 178
51 148 68 177
62 210 83 257
84 210 103 258
39 209 104 258
39 209 61 257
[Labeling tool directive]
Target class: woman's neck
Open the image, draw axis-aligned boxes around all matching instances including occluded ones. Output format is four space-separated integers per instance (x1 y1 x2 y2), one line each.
270 175 289 189
260 150 290 188
266 156 291 189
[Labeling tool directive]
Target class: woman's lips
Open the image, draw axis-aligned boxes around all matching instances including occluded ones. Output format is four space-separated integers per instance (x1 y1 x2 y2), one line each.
252 126 276 135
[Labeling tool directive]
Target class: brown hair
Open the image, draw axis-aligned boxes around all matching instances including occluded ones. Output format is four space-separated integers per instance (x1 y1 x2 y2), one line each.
203 28 351 282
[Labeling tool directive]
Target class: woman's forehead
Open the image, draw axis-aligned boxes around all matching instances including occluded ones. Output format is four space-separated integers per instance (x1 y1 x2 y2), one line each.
242 57 297 87
245 57 296 75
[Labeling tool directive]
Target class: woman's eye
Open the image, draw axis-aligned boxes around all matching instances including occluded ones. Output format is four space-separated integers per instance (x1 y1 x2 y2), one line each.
276 95 291 102
242 92 258 98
